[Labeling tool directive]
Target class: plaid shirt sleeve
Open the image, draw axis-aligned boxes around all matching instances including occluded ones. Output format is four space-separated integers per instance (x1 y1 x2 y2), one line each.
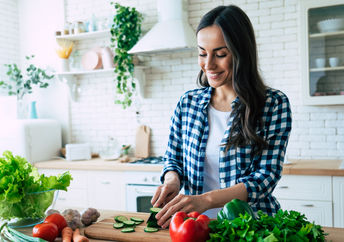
237 92 292 205
161 98 184 185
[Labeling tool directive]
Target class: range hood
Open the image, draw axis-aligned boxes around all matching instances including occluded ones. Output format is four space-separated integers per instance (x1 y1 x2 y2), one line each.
128 0 196 55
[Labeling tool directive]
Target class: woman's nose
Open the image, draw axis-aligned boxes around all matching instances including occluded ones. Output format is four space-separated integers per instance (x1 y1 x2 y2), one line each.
205 56 216 69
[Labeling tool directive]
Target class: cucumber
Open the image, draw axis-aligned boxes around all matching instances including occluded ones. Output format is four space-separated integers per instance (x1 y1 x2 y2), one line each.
121 227 135 233
122 220 136 227
114 215 129 223
147 207 162 228
150 207 162 213
130 217 144 223
144 227 159 233
113 223 124 229
134 221 143 225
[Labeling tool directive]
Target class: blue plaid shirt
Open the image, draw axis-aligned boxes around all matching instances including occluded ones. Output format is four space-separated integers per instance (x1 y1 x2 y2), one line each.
161 87 292 216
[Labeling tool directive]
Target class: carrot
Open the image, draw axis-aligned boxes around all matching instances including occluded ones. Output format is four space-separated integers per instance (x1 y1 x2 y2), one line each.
73 228 89 242
61 227 73 242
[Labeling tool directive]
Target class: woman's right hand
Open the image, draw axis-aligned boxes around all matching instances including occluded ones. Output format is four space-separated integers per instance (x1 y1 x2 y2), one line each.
151 171 180 208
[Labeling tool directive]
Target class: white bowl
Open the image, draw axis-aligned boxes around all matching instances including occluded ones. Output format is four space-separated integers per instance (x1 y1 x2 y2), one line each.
329 57 340 67
315 58 326 68
317 18 344 33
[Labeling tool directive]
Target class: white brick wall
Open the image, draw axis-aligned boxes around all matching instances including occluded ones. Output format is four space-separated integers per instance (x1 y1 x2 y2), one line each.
0 0 20 95
1 0 339 160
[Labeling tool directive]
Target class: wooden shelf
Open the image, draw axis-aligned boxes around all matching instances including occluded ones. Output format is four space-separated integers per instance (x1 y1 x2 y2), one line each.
309 30 344 38
310 66 344 72
56 29 110 41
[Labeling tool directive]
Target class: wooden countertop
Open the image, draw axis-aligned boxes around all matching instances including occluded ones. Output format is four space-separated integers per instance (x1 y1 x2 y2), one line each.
34 158 344 176
284 159 344 176
34 158 164 172
15 210 344 242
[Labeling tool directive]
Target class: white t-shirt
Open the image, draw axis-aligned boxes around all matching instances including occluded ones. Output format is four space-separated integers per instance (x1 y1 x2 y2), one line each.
202 104 231 219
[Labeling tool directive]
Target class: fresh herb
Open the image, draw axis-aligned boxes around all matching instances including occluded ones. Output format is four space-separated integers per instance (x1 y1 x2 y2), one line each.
207 210 326 242
0 55 54 100
0 151 72 220
110 2 142 109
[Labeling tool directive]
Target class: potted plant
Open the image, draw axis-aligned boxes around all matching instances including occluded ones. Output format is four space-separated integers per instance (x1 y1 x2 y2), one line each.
0 55 54 118
110 2 143 109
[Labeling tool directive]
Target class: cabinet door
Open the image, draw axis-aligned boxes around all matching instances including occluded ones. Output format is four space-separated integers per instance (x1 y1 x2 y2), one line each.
300 0 344 105
333 176 344 228
88 171 124 210
38 169 88 209
278 199 333 227
274 175 332 201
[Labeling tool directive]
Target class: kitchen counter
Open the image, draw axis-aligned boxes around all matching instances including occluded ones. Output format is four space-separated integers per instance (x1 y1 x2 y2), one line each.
34 158 163 172
34 158 344 176
285 159 344 176
15 210 344 242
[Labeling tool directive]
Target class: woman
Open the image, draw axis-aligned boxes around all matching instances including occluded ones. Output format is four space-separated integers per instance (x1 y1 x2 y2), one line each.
151 5 292 228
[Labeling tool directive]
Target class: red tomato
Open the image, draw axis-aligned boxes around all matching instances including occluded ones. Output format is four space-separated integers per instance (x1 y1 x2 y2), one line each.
33 222 58 242
44 213 67 235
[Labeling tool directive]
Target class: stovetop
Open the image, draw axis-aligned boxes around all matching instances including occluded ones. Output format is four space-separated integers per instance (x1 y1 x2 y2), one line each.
130 156 164 165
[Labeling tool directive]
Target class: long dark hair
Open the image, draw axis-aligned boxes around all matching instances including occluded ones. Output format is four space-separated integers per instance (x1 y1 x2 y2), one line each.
196 5 268 157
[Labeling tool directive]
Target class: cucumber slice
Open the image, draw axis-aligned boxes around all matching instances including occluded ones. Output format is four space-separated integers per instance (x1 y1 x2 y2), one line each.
144 227 159 233
122 220 136 227
134 221 143 225
150 207 162 213
121 227 135 233
114 215 129 223
113 223 124 229
130 217 144 223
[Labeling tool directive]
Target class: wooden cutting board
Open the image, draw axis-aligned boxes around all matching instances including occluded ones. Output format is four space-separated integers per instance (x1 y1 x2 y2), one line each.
84 212 171 242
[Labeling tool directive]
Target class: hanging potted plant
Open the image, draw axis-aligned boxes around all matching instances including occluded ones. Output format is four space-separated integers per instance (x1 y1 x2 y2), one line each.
110 2 143 109
0 55 54 118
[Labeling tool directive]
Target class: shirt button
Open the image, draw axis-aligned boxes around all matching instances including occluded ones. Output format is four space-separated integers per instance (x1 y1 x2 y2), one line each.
220 179 225 183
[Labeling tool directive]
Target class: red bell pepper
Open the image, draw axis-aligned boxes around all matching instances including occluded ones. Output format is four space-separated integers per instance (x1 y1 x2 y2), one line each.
169 211 210 242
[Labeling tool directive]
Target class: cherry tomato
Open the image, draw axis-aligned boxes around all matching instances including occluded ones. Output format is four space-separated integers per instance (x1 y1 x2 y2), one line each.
33 222 58 242
44 213 67 235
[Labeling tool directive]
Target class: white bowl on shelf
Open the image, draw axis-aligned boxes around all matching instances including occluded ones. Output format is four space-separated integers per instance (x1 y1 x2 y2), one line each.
317 18 344 33
329 57 340 67
315 58 326 68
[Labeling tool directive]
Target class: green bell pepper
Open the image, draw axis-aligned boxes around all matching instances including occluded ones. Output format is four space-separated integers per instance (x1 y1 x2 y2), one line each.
217 199 256 221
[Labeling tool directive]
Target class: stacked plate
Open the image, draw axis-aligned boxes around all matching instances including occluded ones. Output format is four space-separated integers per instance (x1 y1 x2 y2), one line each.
317 18 344 33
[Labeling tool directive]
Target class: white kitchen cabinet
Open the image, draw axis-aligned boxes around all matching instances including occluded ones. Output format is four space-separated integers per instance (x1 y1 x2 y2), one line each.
278 199 333 227
333 176 344 228
38 169 88 210
88 171 125 211
300 0 344 105
38 168 129 211
274 175 333 227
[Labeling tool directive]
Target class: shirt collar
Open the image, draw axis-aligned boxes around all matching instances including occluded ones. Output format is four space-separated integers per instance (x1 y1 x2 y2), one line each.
198 87 240 109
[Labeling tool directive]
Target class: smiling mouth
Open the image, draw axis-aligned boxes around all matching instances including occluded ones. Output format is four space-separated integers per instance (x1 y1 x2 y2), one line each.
207 72 223 80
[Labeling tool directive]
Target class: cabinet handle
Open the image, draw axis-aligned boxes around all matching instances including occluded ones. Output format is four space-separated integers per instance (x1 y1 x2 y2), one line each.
302 204 314 207
135 188 154 195
278 186 289 189
101 181 110 185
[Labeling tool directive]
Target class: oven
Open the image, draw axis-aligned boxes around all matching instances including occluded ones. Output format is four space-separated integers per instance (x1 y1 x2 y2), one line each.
126 184 159 213
124 169 162 213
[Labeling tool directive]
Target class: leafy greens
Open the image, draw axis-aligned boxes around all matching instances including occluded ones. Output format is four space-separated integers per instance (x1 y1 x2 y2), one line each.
207 210 326 242
0 151 72 220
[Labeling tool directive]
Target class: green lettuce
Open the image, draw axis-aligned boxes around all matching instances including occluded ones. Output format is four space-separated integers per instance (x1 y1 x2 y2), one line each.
0 151 73 220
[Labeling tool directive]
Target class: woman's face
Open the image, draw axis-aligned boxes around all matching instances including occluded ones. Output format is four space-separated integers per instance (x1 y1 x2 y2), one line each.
197 25 233 89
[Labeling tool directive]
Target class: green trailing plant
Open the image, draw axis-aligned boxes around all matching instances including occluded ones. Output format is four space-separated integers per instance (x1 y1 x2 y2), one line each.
0 55 54 100
110 2 143 109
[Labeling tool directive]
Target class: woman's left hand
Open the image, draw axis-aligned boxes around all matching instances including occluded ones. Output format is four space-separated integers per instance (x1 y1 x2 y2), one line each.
155 193 209 229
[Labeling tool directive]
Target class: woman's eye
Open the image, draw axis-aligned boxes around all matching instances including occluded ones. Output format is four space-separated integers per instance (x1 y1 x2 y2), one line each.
216 54 227 58
199 53 206 57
